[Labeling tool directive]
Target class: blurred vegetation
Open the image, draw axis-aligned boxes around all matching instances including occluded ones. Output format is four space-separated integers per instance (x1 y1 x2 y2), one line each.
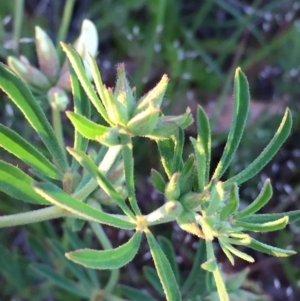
0 0 300 300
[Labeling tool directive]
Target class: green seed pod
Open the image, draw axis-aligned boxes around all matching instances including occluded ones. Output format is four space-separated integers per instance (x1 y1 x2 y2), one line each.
7 56 51 90
47 87 69 111
35 26 60 82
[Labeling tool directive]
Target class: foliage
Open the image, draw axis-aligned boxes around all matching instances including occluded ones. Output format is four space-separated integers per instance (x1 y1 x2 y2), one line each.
0 21 299 300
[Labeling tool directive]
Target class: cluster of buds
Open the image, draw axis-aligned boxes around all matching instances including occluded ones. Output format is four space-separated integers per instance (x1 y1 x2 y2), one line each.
67 60 193 144
7 19 98 111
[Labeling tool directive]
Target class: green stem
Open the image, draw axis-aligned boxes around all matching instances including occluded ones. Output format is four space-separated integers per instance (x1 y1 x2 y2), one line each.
57 0 76 53
74 146 121 201
0 206 68 228
13 0 24 54
120 134 141 215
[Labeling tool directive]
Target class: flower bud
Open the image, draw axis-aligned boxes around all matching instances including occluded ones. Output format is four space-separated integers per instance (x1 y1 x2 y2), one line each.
127 104 160 136
179 192 208 210
114 63 135 116
35 26 60 82
134 74 169 114
74 19 98 79
7 56 51 90
165 200 183 217
47 87 69 111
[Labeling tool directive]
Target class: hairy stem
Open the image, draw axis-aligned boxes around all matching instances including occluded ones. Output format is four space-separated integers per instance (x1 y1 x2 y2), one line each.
0 206 68 228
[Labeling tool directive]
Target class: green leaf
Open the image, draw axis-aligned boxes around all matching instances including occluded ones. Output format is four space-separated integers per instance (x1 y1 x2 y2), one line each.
121 285 158 301
66 111 109 140
49 239 92 289
247 238 296 257
190 137 206 192
224 108 292 188
0 125 62 180
158 236 180 284
220 183 239 220
146 231 181 301
238 210 300 224
69 63 91 171
220 241 254 263
196 105 211 183
172 128 184 173
151 169 166 194
67 147 135 219
66 231 142 269
212 68 250 180
165 173 180 200
235 216 288 232
157 138 175 179
206 181 224 216
0 63 68 171
61 43 111 124
182 240 206 293
177 210 205 239
234 179 272 219
30 263 89 298
144 266 164 295
219 240 235 265
0 160 49 205
179 154 196 195
201 258 217 272
33 183 135 229
121 134 141 215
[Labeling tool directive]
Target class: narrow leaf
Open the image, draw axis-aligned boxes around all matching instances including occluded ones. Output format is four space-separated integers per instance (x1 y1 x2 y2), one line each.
179 154 196 195
247 238 296 257
182 240 206 293
151 169 166 194
122 285 158 301
212 68 250 180
235 216 288 232
69 63 91 170
157 138 174 179
235 179 272 219
0 63 68 171
33 183 135 229
206 181 224 216
224 108 292 188
213 267 229 301
144 266 164 295
219 240 235 265
158 236 180 284
146 231 181 301
67 147 135 219
190 137 206 192
197 105 211 183
66 111 109 140
66 231 142 269
238 210 300 224
30 263 89 298
221 241 254 263
0 160 49 205
172 128 184 173
61 43 111 124
0 125 62 180
220 183 239 220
